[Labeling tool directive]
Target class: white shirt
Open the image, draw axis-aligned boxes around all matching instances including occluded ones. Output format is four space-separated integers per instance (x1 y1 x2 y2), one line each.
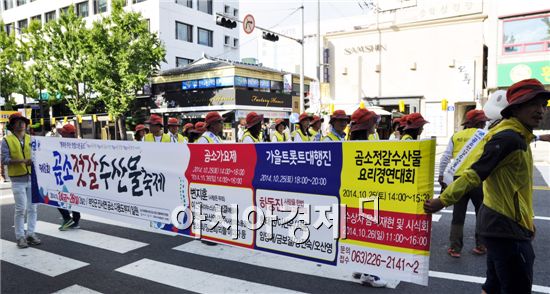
242 136 256 143
154 135 162 142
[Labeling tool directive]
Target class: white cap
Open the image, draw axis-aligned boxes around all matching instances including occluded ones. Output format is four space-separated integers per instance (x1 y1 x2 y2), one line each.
483 90 508 120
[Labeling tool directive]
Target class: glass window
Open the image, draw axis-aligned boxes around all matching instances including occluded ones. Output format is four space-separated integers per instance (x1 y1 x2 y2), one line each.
502 14 550 54
224 35 230 45
176 57 193 67
198 27 213 47
30 14 41 24
3 0 14 10
233 8 239 17
5 23 14 35
176 21 192 42
133 0 147 3
176 0 192 8
233 38 239 47
76 1 89 17
94 0 108 14
16 0 25 6
197 0 212 14
18 19 28 30
60 6 70 15
224 5 230 13
45 11 56 23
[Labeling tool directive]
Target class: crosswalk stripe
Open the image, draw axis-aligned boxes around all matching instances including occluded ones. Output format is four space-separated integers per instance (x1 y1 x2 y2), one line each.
52 285 102 294
35 221 149 254
432 214 442 222
172 241 400 289
81 213 178 236
115 258 306 294
0 239 89 277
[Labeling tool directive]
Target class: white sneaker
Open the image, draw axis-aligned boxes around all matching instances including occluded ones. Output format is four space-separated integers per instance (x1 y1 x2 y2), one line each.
360 274 387 288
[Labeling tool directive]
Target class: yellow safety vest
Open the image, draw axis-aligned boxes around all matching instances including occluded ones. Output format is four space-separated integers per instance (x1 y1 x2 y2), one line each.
272 131 286 142
322 132 343 141
5 134 32 177
199 132 222 143
144 133 171 143
451 128 478 176
401 134 413 140
368 132 380 140
291 129 310 142
240 131 260 143
171 133 185 143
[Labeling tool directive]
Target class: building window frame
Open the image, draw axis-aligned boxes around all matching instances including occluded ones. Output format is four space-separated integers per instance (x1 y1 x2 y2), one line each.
233 38 239 48
45 10 56 23
176 57 193 67
17 19 28 31
16 0 25 6
94 0 108 14
3 0 14 10
198 27 213 47
197 0 212 15
176 21 193 42
30 14 41 24
76 1 89 17
175 0 192 8
233 8 239 17
502 13 550 55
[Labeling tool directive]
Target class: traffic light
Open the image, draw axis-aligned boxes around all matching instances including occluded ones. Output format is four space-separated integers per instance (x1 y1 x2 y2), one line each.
216 16 237 29
262 32 279 42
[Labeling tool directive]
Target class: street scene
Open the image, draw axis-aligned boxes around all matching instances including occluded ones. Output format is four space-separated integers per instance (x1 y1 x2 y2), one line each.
1 0 550 293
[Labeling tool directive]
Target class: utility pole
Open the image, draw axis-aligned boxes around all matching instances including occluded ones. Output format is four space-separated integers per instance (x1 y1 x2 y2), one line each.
300 4 305 114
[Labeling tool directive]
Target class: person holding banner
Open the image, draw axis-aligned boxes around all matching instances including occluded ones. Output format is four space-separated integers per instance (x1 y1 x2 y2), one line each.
401 113 429 140
56 124 82 230
1 113 41 248
348 108 387 288
271 119 289 142
322 110 350 141
182 123 194 143
309 115 324 141
240 112 263 143
438 109 489 258
197 112 224 143
134 124 147 141
424 78 550 294
167 117 185 143
144 114 171 142
292 112 313 142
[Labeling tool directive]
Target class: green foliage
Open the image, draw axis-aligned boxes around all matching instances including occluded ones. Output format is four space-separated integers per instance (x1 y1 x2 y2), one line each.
89 0 166 119
0 21 21 109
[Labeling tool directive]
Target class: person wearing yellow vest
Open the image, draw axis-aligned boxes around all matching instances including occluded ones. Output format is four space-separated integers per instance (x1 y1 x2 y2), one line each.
1 113 41 248
197 112 224 144
271 119 289 142
144 114 171 143
401 113 429 140
167 117 185 143
322 110 349 141
368 115 381 140
348 107 387 288
439 109 489 258
182 123 194 143
292 112 312 142
425 78 550 294
240 112 263 143
309 115 324 141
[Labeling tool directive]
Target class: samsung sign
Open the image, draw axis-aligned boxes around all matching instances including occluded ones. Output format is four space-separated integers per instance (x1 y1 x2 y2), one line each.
344 44 386 55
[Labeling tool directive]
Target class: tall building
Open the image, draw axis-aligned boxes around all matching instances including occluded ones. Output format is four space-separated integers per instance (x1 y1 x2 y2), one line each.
0 0 240 70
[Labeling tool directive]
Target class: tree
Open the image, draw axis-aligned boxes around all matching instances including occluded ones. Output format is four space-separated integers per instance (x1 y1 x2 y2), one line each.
89 0 166 140
0 21 20 110
36 6 96 137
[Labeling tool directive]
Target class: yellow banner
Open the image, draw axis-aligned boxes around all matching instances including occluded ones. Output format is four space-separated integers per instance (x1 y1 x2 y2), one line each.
0 111 19 123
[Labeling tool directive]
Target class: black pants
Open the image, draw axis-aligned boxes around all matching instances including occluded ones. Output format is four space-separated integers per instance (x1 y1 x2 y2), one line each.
482 237 535 294
449 177 483 251
58 208 80 225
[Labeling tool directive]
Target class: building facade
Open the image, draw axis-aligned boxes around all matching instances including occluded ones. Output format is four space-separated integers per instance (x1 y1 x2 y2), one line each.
0 0 240 70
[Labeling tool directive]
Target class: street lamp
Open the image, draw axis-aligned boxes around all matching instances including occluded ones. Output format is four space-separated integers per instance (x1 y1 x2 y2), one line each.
216 6 306 113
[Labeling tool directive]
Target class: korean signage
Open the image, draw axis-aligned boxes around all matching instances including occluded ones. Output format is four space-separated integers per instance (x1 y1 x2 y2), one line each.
497 61 550 86
32 137 435 286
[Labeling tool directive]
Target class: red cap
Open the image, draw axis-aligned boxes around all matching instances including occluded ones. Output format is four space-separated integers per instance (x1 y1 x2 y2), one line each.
462 110 489 126
398 115 409 127
183 123 194 131
274 119 285 127
350 108 376 132
501 78 550 116
191 122 206 134
392 117 401 124
145 114 163 126
310 115 324 125
8 112 30 125
298 112 313 122
329 110 350 123
245 112 264 128
135 124 146 132
57 124 76 135
205 112 223 126
167 117 180 126
404 113 429 130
